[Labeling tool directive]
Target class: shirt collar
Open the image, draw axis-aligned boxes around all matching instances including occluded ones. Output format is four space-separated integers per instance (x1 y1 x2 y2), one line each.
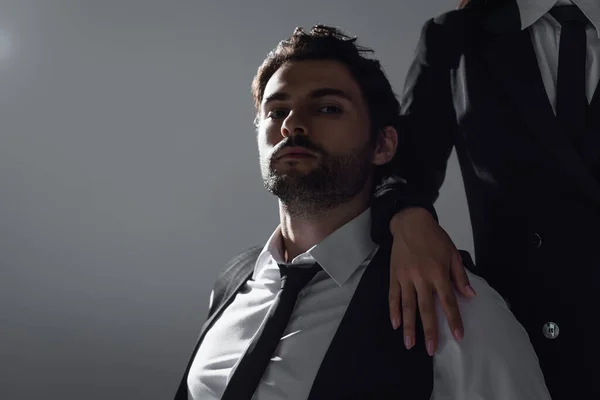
516 0 600 38
253 208 378 287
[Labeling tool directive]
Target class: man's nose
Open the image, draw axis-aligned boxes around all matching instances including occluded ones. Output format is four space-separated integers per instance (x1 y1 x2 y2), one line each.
281 111 308 137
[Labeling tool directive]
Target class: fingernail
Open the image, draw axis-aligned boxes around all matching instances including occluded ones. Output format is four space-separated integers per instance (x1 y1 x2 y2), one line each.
391 317 400 330
427 340 435 356
404 335 413 349
453 328 463 341
466 285 476 297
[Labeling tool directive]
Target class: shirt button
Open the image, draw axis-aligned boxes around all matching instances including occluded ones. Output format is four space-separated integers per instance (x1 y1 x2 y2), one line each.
531 233 542 249
542 322 559 339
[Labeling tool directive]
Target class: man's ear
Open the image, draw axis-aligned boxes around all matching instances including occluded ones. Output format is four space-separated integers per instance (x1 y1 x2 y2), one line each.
372 126 398 166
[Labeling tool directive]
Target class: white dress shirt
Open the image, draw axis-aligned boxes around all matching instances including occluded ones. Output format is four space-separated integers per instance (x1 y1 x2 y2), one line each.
187 208 550 399
517 0 600 112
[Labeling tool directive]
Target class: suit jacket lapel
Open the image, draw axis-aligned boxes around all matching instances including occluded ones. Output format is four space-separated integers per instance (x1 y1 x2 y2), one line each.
589 81 600 132
174 270 253 400
480 19 600 204
198 272 253 346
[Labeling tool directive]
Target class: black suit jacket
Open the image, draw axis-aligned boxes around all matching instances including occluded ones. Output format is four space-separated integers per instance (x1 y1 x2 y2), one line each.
371 2 600 398
175 245 432 399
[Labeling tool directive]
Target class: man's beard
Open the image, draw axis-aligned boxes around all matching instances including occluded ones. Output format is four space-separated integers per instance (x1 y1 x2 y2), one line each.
260 139 374 218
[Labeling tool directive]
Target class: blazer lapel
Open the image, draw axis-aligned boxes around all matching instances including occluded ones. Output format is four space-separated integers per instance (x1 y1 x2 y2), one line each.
198 272 253 346
480 18 600 205
174 270 253 400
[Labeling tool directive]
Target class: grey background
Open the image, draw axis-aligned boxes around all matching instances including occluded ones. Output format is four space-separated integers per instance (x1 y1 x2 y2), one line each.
0 0 471 399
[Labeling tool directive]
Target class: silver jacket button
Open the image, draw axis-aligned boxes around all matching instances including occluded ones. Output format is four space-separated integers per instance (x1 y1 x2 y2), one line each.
542 322 559 339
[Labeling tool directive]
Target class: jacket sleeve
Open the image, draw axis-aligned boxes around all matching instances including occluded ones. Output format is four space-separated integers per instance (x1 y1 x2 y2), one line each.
371 16 460 244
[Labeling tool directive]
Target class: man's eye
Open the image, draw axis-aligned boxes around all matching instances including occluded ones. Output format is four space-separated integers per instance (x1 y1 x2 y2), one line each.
319 105 342 114
267 109 288 119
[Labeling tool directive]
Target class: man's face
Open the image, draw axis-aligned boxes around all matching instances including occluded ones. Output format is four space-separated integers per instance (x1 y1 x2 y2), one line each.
256 60 376 216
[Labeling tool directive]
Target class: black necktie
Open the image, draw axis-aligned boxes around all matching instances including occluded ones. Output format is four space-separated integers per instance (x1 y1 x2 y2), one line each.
550 5 590 150
221 263 322 400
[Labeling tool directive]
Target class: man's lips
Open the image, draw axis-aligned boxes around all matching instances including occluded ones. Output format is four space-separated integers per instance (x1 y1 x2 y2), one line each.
276 148 316 159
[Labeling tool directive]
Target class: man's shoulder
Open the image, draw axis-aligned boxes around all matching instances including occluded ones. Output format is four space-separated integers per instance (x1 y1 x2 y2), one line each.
456 271 515 323
436 270 530 349
432 275 551 398
459 271 511 313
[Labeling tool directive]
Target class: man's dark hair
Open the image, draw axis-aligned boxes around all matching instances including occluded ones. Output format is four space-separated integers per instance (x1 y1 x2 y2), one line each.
251 24 400 179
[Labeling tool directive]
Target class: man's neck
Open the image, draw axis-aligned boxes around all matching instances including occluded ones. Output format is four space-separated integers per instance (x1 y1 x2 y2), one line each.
278 195 370 263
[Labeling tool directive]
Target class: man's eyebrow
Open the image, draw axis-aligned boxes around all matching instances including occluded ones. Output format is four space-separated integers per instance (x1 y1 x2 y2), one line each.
262 87 355 107
263 92 289 106
309 88 355 102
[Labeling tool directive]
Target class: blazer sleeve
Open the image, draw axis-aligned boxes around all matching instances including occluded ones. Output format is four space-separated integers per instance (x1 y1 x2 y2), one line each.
371 16 461 244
